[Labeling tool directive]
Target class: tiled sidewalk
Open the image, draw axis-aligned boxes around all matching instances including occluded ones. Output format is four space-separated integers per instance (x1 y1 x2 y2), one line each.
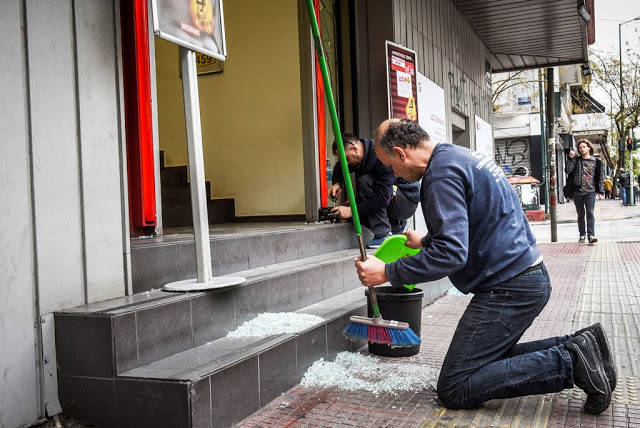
234 241 640 427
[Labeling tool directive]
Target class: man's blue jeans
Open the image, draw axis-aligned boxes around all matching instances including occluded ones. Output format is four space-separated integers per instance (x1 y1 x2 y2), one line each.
437 263 574 409
573 191 596 238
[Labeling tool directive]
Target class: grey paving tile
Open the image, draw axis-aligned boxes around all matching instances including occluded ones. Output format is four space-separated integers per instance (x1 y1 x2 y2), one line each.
337 224 355 249
209 239 217 275
296 325 327 377
191 288 235 346
341 259 360 291
267 273 299 313
298 229 320 258
234 282 269 325
274 230 299 263
54 314 114 377
58 376 116 427
210 357 259 428
322 262 344 299
191 377 212 428
175 241 200 280
318 225 352 253
122 336 284 381
259 340 297 406
298 267 324 308
215 237 249 275
327 314 362 359
114 378 189 428
317 226 338 254
136 300 193 366
114 313 138 374
248 233 276 269
131 244 179 293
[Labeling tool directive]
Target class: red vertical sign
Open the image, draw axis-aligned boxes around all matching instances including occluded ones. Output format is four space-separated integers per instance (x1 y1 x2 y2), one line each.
122 0 157 234
386 42 418 121
314 0 328 207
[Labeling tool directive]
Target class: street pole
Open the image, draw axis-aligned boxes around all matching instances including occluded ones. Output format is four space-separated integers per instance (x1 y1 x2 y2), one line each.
546 67 557 242
539 69 549 215
618 16 640 168
619 16 640 202
629 150 635 205
619 22 625 173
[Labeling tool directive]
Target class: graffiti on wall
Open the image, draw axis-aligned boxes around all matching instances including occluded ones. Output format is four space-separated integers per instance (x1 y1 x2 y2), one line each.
448 72 467 112
449 71 492 114
494 139 530 175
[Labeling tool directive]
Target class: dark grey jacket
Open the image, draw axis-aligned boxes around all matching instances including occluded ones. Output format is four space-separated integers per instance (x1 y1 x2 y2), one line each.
565 156 604 195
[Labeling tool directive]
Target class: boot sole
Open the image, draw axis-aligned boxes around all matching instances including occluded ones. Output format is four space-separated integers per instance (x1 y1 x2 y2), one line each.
589 323 617 391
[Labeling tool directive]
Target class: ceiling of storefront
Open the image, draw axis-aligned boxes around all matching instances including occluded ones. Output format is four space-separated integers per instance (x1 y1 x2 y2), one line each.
453 0 590 73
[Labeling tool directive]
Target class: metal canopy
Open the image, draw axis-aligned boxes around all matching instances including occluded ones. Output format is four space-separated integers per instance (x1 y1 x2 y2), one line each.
453 0 589 72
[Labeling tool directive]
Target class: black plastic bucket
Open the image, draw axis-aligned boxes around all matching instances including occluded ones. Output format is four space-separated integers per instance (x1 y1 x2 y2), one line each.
366 286 423 357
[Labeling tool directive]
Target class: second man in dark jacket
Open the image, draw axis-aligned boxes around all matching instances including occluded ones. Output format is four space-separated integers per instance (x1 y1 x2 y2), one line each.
330 133 420 248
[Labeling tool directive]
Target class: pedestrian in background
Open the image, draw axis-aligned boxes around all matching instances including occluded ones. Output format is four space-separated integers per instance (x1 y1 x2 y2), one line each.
604 176 612 199
618 168 630 205
565 139 604 244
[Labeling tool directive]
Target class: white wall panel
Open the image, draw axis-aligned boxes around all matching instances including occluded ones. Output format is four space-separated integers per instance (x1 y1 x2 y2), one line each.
0 2 40 427
27 0 85 314
75 0 126 302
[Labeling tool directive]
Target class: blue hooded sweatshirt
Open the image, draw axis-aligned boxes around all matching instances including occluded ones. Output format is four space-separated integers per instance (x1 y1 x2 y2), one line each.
385 144 541 294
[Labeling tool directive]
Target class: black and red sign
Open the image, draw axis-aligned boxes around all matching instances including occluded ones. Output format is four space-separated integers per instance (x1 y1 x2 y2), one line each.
152 0 226 60
386 42 418 121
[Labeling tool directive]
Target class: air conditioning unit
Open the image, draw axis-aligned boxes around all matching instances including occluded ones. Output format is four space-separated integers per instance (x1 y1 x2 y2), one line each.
558 65 582 86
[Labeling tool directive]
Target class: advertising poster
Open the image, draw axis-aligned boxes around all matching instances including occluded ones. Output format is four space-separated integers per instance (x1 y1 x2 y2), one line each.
152 0 226 60
475 115 493 158
386 42 418 121
416 72 447 145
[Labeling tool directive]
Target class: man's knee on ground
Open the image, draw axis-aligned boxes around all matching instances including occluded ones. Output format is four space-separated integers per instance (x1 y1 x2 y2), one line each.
437 377 474 410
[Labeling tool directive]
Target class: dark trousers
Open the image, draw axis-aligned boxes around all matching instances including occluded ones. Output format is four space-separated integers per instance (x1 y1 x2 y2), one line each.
437 263 574 409
573 191 596 237
358 174 418 237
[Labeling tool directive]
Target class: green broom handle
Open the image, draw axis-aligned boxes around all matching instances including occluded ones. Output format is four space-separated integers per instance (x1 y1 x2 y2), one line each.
305 0 382 319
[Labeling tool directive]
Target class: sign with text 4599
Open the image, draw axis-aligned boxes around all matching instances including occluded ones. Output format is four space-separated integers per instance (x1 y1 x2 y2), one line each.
195 52 223 74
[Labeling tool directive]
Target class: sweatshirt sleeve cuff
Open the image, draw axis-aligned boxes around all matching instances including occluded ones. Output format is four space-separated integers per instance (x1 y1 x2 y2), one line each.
385 262 404 287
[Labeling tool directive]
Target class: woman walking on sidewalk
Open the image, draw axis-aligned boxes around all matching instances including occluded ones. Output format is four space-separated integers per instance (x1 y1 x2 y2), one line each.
565 139 604 244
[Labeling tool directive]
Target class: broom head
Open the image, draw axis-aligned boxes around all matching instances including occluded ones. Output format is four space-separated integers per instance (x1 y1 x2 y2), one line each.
344 315 421 347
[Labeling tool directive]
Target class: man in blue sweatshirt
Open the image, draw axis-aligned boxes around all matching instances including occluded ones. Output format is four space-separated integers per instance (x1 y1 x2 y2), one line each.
355 118 615 414
330 133 420 248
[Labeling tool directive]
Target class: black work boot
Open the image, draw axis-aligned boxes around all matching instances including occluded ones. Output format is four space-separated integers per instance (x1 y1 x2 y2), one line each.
564 331 611 414
575 323 617 391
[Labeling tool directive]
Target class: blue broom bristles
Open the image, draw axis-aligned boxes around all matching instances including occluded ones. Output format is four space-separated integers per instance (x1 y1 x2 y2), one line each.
343 322 421 347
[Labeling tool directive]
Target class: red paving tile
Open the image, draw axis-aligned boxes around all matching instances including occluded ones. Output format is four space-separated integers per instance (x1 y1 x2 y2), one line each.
234 242 640 428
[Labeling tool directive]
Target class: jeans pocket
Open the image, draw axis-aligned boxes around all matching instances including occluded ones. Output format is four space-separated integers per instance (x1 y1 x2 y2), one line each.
474 291 513 331
493 293 513 330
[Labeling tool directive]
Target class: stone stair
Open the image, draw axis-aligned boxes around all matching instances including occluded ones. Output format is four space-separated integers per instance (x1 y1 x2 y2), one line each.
55 223 366 427
159 151 235 226
54 222 452 427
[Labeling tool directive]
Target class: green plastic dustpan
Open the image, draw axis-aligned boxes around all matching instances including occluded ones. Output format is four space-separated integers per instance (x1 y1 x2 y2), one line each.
373 235 420 291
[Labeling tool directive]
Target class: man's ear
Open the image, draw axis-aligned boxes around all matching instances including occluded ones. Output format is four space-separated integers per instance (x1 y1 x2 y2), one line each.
392 146 406 160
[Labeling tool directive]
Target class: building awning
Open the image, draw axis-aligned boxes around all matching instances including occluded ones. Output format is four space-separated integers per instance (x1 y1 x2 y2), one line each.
453 0 593 73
